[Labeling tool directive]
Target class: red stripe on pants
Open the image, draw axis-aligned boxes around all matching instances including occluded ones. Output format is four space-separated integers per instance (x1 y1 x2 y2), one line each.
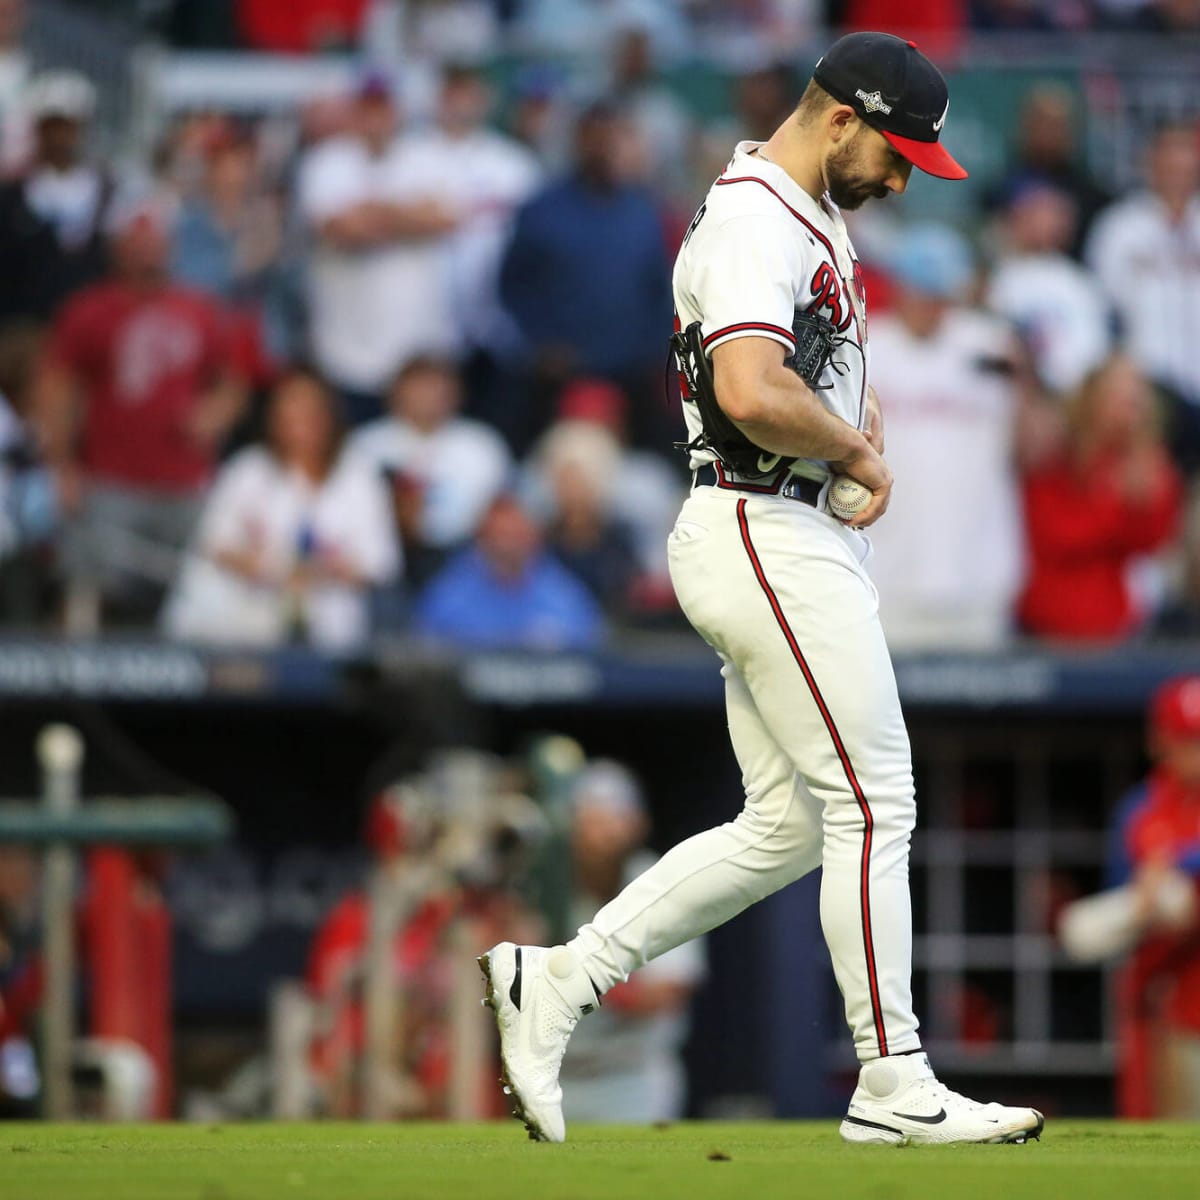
735 498 889 1056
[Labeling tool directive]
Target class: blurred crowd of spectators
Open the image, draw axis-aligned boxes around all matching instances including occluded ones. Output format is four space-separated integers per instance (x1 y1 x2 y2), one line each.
0 0 1199 654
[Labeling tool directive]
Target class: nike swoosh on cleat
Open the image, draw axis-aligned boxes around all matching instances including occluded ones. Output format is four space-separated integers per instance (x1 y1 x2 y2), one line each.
509 947 523 1010
891 1109 947 1124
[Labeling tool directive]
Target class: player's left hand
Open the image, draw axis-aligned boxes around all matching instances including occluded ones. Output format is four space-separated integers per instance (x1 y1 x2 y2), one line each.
864 385 884 454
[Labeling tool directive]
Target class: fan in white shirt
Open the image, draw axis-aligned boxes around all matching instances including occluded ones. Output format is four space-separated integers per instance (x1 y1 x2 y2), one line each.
868 226 1028 651
349 356 512 581
164 368 400 650
987 180 1111 397
389 64 542 356
1086 123 1200 413
295 76 460 408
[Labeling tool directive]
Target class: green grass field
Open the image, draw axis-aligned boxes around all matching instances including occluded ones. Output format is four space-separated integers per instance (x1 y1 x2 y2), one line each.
1 1121 1197 1200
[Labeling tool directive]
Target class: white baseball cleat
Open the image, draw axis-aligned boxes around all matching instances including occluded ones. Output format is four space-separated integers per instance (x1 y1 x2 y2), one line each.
840 1053 1045 1146
478 942 598 1143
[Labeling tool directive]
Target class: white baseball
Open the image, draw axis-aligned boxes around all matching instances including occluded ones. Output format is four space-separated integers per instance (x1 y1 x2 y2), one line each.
827 474 872 520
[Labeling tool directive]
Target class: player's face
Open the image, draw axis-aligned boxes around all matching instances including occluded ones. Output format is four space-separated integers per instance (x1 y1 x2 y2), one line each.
826 125 911 210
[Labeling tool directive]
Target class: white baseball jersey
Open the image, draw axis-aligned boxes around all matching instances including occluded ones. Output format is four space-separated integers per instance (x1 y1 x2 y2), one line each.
867 308 1025 649
297 134 459 392
1085 190 1200 404
569 141 922 1068
672 140 869 480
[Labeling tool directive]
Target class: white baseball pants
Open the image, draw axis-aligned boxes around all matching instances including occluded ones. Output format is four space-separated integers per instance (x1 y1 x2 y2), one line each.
567 485 921 1061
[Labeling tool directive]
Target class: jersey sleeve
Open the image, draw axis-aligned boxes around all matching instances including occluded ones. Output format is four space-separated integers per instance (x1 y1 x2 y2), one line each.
688 213 804 357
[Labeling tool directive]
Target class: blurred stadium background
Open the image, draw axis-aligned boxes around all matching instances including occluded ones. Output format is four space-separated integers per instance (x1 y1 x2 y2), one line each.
1 0 1200 1132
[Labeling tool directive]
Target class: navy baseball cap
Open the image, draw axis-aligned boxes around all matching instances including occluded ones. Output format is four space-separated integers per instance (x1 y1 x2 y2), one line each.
812 32 967 180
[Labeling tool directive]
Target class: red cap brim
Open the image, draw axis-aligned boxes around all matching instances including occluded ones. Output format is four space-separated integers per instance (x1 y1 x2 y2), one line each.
882 130 968 180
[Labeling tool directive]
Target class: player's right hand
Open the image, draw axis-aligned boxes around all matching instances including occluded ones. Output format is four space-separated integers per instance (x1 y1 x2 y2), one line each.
831 442 892 529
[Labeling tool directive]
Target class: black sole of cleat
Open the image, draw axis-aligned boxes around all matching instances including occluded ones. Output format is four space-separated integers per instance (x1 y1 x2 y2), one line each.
477 953 549 1143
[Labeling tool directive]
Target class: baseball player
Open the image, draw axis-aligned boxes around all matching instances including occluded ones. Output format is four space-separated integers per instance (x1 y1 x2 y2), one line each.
480 32 1044 1146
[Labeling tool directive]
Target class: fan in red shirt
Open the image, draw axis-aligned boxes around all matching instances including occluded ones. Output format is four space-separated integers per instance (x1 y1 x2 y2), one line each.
33 201 247 626
1018 355 1182 642
1109 676 1200 1118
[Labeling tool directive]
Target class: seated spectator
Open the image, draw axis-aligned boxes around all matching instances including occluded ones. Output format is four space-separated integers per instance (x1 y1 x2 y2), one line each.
525 419 639 613
164 367 399 651
536 378 683 594
560 760 704 1123
1018 356 1182 643
1085 120 1200 470
296 73 460 423
867 226 1028 651
0 324 56 625
33 202 249 630
0 71 118 332
414 494 604 651
349 356 512 585
986 180 1111 398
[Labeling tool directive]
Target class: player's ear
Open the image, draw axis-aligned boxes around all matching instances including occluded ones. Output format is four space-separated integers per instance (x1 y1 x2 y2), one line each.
828 105 859 143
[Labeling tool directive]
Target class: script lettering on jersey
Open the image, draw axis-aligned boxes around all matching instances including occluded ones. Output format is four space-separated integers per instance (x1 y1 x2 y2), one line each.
807 262 853 333
682 202 707 247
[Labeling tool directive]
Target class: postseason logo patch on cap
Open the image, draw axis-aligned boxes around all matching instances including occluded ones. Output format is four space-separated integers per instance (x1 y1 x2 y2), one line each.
812 31 968 180
855 89 892 115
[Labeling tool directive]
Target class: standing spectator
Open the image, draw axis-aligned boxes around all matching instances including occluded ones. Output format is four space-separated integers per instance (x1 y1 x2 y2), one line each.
559 761 705 1123
499 101 672 453
0 0 30 172
1105 676 1200 1118
171 122 283 390
986 180 1111 398
414 494 604 651
984 84 1112 259
867 226 1029 651
1085 121 1200 469
607 23 693 200
732 61 801 143
296 74 459 423
349 356 511 584
0 71 116 332
1018 356 1182 643
171 123 282 309
400 64 541 372
33 203 249 629
164 367 399 651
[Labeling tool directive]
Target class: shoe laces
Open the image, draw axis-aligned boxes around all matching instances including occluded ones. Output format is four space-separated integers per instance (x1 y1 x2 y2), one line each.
919 1077 988 1113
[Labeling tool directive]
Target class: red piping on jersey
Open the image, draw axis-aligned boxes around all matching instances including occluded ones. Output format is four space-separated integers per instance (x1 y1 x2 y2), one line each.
716 173 870 441
702 321 796 351
715 175 841 265
735 498 889 1057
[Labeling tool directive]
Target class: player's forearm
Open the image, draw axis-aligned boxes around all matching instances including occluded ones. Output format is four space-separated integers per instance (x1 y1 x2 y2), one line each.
725 368 869 462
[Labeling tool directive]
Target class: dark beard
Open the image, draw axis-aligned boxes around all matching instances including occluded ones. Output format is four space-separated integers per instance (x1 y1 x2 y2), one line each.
827 174 889 210
826 135 890 209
